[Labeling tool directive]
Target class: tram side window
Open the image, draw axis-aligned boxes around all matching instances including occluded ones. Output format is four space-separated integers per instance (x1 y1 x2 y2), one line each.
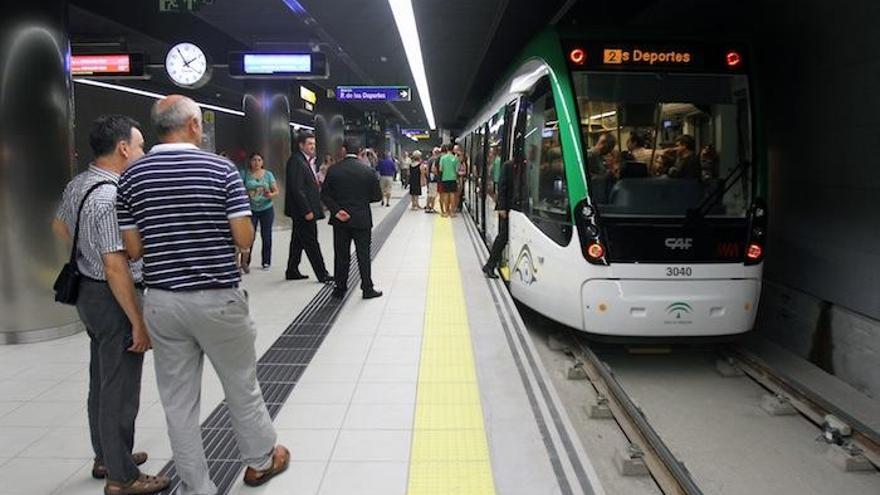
522 77 570 245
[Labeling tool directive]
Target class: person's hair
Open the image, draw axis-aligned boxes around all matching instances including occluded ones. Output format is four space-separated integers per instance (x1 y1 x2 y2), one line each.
152 97 200 137
296 131 315 147
89 114 141 158
628 130 647 148
412 150 422 159
342 137 360 154
675 134 695 151
248 151 263 162
599 132 616 148
440 144 450 153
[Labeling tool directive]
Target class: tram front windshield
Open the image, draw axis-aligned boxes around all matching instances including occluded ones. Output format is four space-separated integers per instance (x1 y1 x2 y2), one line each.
571 72 752 218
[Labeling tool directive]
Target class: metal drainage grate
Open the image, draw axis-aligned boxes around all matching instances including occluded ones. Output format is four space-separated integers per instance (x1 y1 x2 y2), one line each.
158 199 409 494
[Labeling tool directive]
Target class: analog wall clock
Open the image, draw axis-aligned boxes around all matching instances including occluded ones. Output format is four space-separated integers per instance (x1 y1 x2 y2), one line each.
165 42 212 89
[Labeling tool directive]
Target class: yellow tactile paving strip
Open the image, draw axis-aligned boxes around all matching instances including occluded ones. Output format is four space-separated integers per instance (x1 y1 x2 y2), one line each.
408 217 496 495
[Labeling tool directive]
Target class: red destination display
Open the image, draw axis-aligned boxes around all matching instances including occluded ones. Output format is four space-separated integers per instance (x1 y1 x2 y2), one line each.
71 54 132 76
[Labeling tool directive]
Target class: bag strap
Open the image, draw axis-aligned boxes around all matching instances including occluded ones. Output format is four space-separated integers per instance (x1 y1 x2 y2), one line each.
68 180 116 265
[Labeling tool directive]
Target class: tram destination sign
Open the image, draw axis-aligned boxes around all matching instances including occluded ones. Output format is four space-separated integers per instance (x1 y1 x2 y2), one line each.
336 86 411 102
565 42 747 72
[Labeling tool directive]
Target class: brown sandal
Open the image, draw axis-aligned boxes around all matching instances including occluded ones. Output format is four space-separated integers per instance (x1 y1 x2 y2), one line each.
104 473 170 495
243 445 290 487
92 452 149 479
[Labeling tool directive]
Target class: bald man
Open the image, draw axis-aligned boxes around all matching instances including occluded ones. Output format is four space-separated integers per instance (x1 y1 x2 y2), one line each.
116 95 289 493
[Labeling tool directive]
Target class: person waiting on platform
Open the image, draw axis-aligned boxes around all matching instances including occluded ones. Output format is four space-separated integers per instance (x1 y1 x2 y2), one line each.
322 137 384 299
425 147 441 213
409 149 426 210
116 95 289 494
438 144 459 218
377 150 397 207
483 158 515 279
454 143 467 213
54 115 169 495
667 134 700 179
241 152 278 272
285 131 332 283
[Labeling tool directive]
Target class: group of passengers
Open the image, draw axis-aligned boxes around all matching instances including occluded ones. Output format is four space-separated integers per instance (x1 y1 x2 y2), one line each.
404 143 467 217
588 130 720 182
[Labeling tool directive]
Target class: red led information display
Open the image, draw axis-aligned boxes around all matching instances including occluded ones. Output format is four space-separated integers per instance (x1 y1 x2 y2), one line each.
72 55 131 75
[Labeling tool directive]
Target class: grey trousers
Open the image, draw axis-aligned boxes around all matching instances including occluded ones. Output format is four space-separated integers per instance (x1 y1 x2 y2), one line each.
143 287 276 495
76 279 144 483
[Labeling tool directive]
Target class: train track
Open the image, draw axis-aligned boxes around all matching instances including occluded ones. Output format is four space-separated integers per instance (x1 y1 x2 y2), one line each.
556 330 880 495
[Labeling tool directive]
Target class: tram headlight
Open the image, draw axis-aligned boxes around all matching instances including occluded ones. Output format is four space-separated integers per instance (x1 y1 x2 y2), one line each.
583 224 598 238
586 242 605 260
580 204 594 219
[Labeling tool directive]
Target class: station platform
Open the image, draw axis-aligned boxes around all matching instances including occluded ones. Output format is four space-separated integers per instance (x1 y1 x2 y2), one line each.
0 185 604 495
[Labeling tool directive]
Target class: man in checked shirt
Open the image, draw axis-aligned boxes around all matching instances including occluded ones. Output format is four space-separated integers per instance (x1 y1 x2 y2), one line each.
53 115 169 494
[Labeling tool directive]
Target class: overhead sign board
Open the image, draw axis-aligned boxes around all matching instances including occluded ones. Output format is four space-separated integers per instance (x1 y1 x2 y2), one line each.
401 128 429 139
228 52 329 79
336 86 411 102
71 53 146 78
158 0 213 13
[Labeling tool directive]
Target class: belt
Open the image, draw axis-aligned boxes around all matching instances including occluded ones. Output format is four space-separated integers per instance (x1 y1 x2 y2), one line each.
145 283 239 292
82 276 145 290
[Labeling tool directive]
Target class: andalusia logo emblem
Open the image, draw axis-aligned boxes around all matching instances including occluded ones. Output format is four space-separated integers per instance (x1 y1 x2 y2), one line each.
665 302 693 319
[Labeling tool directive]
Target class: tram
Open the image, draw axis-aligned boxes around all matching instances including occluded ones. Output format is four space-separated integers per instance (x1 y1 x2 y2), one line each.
459 29 766 337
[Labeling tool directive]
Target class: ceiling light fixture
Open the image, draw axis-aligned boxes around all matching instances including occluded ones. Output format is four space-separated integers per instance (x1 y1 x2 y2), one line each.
74 78 315 129
281 0 308 15
387 0 436 130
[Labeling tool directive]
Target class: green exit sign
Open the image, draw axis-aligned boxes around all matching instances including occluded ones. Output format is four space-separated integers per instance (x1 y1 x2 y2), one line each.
158 0 214 13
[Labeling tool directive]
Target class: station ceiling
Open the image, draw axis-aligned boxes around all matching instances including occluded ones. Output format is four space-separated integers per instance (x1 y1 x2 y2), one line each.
69 0 577 130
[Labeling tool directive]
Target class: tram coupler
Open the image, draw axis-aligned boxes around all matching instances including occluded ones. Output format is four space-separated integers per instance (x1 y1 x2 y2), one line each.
615 443 649 476
567 361 588 380
760 393 797 416
715 357 744 377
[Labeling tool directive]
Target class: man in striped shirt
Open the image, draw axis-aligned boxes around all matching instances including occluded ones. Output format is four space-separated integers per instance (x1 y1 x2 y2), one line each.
117 95 289 493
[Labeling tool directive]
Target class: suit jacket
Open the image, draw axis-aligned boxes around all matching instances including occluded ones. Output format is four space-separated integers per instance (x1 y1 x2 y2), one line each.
321 157 382 230
284 151 324 220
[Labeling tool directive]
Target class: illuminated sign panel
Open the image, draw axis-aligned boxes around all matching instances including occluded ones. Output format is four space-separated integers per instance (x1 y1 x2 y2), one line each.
299 86 317 104
244 54 311 74
228 52 329 79
71 53 146 78
401 128 429 139
336 86 411 102
602 48 693 66
565 42 746 72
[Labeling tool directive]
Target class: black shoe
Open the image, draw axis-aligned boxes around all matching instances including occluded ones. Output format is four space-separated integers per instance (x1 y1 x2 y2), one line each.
331 288 346 298
318 273 334 284
362 288 383 299
285 272 309 280
482 265 499 279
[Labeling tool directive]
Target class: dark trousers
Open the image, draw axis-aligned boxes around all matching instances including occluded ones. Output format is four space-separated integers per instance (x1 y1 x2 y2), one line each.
333 225 373 291
485 216 509 270
76 279 144 483
287 217 329 277
250 207 274 266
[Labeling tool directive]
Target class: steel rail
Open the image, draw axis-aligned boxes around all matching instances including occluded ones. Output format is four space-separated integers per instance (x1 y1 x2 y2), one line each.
727 346 880 469
565 332 705 495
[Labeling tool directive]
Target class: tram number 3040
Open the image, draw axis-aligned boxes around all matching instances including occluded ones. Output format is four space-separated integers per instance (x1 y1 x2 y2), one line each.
665 266 693 277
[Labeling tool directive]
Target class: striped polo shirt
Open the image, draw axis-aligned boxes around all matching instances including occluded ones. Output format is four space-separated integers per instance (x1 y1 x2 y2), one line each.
116 143 251 290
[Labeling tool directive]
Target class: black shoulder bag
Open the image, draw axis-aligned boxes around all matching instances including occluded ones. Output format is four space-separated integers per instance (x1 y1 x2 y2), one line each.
53 181 115 305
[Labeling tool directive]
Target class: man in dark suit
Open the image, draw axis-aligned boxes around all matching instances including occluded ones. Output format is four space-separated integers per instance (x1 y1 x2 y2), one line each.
321 138 383 299
483 159 515 278
285 132 332 283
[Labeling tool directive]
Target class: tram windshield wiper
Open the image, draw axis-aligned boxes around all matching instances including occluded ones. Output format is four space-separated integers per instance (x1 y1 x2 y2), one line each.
683 160 751 227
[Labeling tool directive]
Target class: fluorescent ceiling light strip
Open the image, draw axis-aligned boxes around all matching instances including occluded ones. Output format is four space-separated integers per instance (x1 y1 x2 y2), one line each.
74 78 245 116
75 78 315 129
282 0 308 15
388 0 436 130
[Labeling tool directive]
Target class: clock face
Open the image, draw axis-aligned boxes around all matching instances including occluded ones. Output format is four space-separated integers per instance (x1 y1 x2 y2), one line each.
165 42 211 88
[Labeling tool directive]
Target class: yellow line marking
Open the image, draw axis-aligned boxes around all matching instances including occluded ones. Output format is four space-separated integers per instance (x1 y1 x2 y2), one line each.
408 217 496 495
